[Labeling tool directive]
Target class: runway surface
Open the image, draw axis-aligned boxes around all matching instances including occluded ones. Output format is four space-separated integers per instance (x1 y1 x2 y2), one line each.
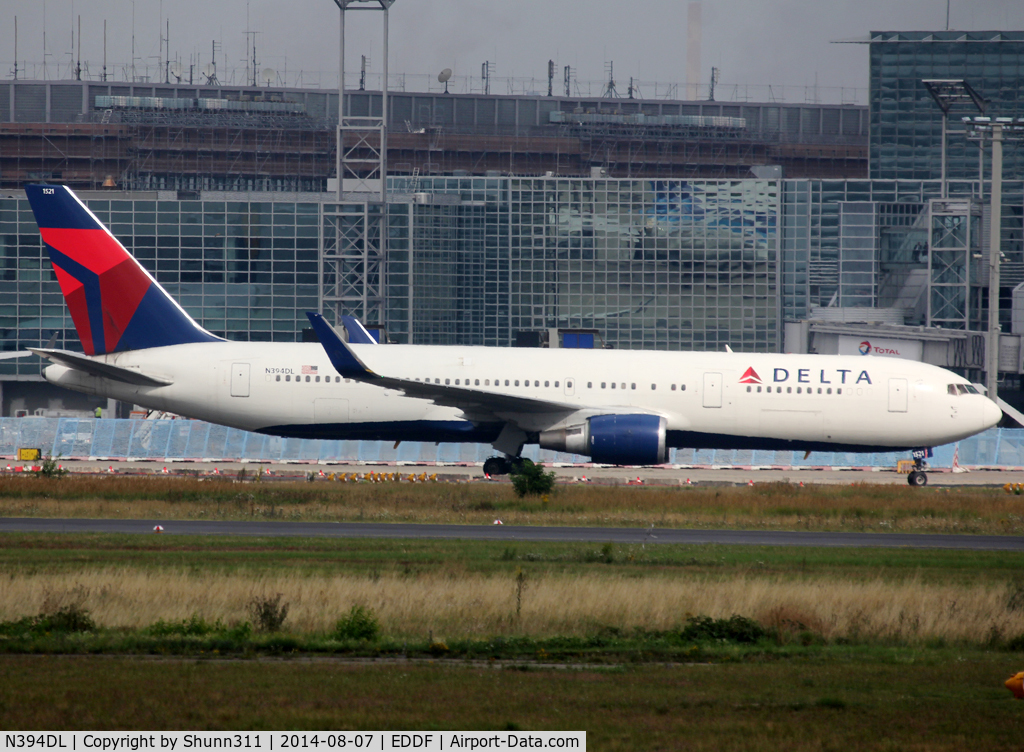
3 517 1023 551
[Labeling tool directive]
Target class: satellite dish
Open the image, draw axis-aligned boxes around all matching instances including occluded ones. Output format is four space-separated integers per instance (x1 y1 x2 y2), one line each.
261 68 275 85
438 67 452 93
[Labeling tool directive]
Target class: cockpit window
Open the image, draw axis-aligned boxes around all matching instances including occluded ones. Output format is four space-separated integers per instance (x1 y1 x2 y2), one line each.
949 383 981 396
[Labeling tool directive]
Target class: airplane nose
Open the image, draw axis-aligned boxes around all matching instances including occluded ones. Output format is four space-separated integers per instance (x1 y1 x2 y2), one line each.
982 398 1003 430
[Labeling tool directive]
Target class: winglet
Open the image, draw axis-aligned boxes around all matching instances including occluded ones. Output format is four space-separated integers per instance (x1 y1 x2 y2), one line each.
339 316 379 345
305 312 379 380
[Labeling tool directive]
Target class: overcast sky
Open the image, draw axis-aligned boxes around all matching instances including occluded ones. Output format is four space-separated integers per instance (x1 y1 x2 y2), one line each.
3 0 1024 103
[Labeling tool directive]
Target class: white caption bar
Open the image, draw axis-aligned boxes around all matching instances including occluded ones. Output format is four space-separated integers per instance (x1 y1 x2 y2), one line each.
1 733 586 752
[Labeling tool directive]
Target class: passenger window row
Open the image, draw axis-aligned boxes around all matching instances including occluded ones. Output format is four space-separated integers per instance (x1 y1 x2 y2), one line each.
746 385 842 395
583 382 686 391
412 378 565 388
275 374 341 383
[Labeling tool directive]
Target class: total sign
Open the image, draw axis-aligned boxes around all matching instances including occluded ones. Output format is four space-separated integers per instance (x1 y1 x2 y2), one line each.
838 335 923 361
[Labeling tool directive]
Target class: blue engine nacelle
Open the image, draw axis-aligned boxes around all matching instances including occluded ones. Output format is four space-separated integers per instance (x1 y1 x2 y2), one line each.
539 414 667 466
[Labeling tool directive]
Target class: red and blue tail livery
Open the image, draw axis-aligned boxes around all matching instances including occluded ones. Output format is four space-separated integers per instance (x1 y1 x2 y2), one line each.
25 184 221 355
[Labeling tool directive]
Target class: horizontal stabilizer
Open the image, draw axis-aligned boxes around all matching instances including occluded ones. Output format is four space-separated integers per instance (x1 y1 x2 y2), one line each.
29 348 173 387
0 351 33 360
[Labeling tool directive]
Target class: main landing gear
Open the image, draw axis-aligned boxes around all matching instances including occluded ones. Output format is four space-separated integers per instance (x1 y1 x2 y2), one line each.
907 448 932 487
483 456 525 476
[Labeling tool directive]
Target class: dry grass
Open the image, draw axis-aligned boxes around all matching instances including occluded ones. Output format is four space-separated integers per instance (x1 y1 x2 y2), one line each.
3 476 1024 534
2 567 1023 645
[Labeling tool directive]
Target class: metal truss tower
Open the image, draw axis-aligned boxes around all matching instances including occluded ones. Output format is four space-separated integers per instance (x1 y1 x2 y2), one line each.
321 0 394 331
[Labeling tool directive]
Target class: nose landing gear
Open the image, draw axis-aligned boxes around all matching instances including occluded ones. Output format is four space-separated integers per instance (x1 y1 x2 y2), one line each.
907 448 933 487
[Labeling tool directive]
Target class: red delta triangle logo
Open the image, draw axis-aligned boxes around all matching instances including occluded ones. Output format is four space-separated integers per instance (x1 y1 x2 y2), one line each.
739 367 762 384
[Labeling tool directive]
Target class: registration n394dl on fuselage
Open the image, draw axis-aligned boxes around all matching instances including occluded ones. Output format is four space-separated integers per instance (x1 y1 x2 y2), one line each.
23 185 1002 485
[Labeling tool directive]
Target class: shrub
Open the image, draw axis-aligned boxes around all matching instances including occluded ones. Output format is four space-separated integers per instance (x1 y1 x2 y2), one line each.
0 602 95 636
33 586 94 633
600 542 615 564
334 605 381 641
36 604 96 633
247 593 289 633
680 614 769 644
509 459 556 497
147 614 224 637
33 454 68 479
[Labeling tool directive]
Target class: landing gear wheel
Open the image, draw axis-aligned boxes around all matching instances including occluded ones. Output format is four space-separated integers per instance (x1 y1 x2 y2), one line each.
907 470 928 487
483 457 509 477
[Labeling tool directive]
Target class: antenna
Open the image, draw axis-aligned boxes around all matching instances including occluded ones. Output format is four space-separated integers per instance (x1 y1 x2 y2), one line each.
242 31 259 87
261 67 275 86
163 19 170 84
131 0 136 82
438 67 452 94
169 62 182 83
205 40 220 85
563 65 573 98
102 19 106 81
360 55 369 91
708 66 719 101
547 60 554 97
12 16 17 80
481 61 491 95
603 61 618 98
74 15 82 81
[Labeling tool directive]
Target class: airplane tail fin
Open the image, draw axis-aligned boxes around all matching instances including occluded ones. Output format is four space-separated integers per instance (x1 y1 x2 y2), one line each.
25 184 221 356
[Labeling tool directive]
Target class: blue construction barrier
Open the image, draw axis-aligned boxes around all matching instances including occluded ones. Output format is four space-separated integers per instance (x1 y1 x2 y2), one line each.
0 418 1020 468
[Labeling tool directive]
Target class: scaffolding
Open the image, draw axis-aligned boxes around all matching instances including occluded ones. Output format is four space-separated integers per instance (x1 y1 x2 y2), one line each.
320 201 386 328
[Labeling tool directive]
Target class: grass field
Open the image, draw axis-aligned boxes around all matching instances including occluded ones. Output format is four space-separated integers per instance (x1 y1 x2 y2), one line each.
4 478 1024 744
3 534 1024 646
2 655 1022 750
3 475 1024 534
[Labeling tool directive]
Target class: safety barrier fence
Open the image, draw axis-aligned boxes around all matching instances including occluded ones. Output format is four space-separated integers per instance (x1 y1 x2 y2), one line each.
1 418 1021 469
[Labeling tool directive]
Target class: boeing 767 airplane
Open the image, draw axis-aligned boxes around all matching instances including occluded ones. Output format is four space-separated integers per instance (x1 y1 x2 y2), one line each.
23 184 1002 486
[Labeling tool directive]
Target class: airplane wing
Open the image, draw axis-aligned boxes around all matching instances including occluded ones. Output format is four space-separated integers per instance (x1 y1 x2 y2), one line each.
0 351 33 360
305 312 578 418
29 348 173 387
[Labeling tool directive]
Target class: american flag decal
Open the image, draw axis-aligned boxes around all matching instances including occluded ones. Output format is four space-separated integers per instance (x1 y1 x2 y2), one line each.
301 365 318 374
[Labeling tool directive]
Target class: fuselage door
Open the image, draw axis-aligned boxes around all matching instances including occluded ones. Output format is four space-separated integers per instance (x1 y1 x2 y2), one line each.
564 377 575 397
230 362 250 397
703 372 722 408
888 378 908 413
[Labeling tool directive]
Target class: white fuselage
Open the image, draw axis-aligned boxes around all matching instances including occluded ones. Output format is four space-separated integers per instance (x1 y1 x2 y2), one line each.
43 341 1001 453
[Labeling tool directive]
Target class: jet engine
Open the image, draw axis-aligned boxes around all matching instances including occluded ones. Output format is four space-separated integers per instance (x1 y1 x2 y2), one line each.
539 414 667 466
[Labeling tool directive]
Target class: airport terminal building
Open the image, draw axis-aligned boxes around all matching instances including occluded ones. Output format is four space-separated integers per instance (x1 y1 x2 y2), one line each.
2 29 1024 417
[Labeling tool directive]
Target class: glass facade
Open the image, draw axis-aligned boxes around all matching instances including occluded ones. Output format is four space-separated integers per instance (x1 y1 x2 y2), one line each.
507 178 779 351
780 178 1024 330
870 31 1024 181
